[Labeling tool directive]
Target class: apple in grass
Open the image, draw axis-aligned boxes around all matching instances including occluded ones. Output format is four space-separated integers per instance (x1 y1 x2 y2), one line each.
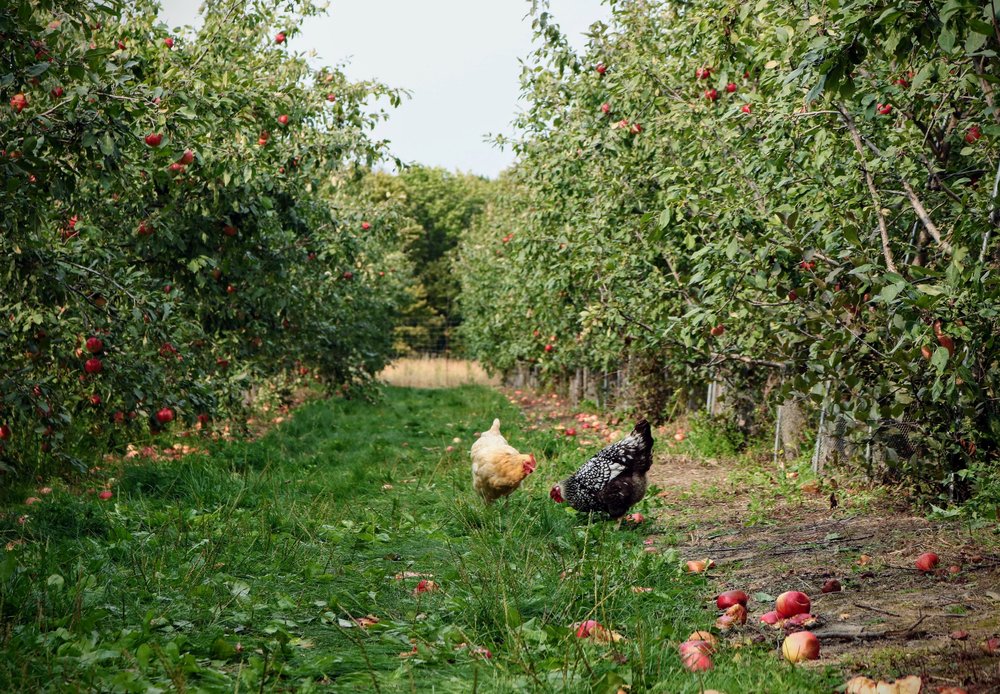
179 149 194 165
741 104 752 114
223 224 237 237
716 590 749 609
326 93 336 102
600 102 610 114
782 631 820 662
595 63 607 75
84 357 103 374
155 407 174 424
98 489 113 500
278 114 289 125
164 37 174 48
10 93 28 112
86 336 104 353
725 82 737 93
0 424 11 440
361 221 371 231
965 125 982 144
145 132 162 147
51 86 64 98
705 88 719 102
710 324 725 337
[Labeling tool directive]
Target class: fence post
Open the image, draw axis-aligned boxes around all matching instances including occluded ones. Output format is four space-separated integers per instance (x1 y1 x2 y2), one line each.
773 405 783 467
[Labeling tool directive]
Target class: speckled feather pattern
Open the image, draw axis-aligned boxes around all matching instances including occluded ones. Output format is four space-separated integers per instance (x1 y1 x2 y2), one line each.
560 420 654 518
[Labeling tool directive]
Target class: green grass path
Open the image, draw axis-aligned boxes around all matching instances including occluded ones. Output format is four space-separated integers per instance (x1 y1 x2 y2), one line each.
1 386 838 692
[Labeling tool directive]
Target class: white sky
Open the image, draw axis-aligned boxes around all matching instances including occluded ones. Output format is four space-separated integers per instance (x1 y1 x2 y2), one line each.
158 0 611 178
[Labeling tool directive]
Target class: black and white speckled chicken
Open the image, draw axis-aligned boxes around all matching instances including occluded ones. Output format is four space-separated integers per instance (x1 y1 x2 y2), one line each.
549 419 654 519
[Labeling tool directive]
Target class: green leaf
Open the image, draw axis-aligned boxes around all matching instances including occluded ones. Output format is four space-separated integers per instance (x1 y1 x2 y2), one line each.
931 346 949 372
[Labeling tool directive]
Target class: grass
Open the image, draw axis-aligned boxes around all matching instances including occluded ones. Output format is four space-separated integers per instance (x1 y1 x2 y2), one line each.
0 386 839 692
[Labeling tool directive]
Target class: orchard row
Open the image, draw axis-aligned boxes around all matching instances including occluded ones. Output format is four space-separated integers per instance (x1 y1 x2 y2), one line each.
0 0 412 475
458 0 999 502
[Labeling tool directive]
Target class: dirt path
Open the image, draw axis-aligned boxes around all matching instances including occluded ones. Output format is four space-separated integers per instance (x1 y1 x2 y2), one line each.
508 387 1000 692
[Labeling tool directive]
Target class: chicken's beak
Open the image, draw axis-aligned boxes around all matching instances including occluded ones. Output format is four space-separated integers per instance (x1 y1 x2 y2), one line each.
549 485 564 503
524 454 537 475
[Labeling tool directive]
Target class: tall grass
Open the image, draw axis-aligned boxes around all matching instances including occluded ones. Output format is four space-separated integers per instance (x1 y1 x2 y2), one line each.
0 386 836 692
379 357 499 389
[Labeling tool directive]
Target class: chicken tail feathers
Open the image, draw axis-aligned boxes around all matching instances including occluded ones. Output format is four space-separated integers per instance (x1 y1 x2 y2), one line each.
632 418 654 452
489 418 501 434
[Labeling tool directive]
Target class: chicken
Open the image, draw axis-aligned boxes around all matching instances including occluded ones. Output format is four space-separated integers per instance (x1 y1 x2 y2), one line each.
471 418 536 503
549 419 653 519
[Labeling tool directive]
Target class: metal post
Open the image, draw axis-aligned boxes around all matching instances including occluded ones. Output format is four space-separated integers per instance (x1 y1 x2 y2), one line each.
773 404 783 467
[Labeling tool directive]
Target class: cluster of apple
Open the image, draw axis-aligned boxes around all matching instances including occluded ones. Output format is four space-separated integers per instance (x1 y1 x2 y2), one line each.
676 588 821 673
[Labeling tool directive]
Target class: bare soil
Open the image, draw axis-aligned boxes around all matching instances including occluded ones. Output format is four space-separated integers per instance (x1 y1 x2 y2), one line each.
507 387 1000 693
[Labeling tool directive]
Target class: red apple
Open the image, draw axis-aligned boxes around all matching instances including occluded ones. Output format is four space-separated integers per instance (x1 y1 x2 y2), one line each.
775 591 811 618
705 88 719 101
179 149 194 164
630 122 642 134
155 407 175 424
782 631 820 662
137 221 153 236
716 590 749 609
89 394 101 406
223 224 237 237
116 40 126 50
0 424 11 440
145 133 162 147
760 610 781 625
278 114 289 125
680 642 713 671
710 324 725 337
575 619 600 637
342 271 353 280
741 103 752 114
361 221 371 231
695 67 712 79
565 428 576 437
226 284 236 294
98 489 113 500
168 162 185 173
10 93 28 112
600 102 610 114
595 63 607 75
216 358 229 369
544 344 554 353
965 126 981 144
326 93 336 102
84 357 103 374
915 552 939 572
86 336 104 353
821 579 841 593
197 413 210 426
725 82 737 93
113 411 125 424
877 103 892 115
937 334 955 357
275 32 286 44
51 86 64 98
164 37 174 48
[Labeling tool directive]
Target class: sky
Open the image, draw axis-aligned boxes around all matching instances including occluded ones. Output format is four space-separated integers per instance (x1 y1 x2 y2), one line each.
158 0 611 178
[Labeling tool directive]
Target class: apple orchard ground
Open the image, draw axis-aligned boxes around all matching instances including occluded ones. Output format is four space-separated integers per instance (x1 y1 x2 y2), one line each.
1 385 998 692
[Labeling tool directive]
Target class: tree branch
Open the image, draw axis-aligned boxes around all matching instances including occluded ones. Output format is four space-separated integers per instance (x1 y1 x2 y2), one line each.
836 105 898 273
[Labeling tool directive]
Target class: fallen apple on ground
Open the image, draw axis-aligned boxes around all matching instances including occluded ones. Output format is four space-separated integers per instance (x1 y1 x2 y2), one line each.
716 590 749 609
915 552 939 572
781 631 820 662
775 590 811 618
